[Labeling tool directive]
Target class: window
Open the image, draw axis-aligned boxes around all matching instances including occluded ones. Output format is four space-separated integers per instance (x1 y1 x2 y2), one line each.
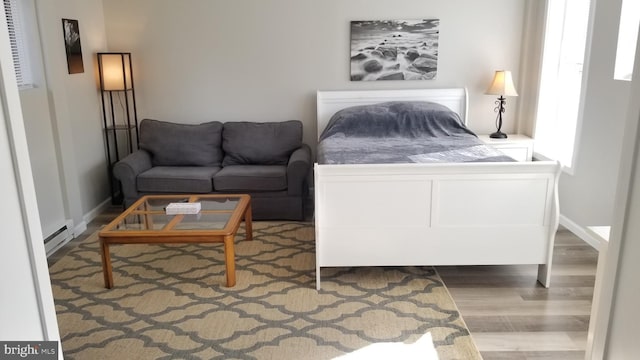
3 0 33 88
614 0 640 81
534 0 592 169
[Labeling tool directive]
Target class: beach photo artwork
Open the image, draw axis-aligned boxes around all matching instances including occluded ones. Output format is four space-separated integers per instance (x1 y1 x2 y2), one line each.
350 19 439 81
62 18 84 74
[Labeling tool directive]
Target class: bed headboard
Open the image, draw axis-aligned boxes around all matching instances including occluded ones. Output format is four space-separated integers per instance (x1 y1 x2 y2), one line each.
316 88 468 140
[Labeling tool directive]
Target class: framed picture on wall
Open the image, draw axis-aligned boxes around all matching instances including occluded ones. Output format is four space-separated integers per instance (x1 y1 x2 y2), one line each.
62 18 84 74
350 19 439 81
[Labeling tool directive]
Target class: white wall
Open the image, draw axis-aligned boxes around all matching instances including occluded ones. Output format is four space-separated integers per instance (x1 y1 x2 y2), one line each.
0 9 60 347
20 88 69 239
603 117 640 356
588 28 640 358
0 83 46 341
102 0 527 148
34 0 110 233
558 0 630 227
603 98 640 357
101 0 628 230
18 0 70 246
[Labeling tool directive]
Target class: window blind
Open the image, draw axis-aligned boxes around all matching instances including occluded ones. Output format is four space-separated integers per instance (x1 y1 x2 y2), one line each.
3 0 32 88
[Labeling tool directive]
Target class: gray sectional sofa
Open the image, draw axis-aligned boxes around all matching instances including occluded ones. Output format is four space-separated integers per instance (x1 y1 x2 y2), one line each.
113 119 311 220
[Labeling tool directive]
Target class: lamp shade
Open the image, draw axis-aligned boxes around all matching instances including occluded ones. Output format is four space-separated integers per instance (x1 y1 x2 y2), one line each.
98 53 132 91
485 70 518 97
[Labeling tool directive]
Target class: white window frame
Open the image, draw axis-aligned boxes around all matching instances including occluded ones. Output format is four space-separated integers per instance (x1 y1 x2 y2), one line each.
614 0 640 81
534 0 594 173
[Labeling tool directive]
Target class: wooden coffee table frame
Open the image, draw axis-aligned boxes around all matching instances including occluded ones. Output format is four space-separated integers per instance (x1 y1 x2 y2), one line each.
98 194 252 288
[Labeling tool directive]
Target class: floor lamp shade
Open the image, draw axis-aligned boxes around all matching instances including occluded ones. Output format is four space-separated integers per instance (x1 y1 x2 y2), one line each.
98 53 132 91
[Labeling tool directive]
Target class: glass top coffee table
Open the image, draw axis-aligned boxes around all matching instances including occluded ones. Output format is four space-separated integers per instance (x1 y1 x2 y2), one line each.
98 194 252 288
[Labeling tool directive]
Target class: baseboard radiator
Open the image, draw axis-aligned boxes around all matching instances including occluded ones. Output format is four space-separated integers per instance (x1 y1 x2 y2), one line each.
44 225 72 257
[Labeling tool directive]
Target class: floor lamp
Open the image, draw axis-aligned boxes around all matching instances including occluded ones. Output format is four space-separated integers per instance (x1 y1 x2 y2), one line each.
97 52 139 204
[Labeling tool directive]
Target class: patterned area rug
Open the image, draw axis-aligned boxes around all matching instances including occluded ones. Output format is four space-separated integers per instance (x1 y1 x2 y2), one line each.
49 222 481 359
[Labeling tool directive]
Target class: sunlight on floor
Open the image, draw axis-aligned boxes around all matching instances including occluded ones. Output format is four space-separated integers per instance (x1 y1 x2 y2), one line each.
333 333 438 359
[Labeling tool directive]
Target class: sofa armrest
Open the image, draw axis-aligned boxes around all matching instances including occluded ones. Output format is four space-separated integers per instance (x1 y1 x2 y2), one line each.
113 150 153 205
287 144 311 196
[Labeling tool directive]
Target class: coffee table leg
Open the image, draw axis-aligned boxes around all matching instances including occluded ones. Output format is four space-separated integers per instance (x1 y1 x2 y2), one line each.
245 203 253 241
100 237 114 289
224 235 236 287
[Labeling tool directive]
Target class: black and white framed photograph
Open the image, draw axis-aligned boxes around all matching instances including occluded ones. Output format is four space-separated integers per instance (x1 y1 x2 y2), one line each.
350 19 439 81
62 18 84 74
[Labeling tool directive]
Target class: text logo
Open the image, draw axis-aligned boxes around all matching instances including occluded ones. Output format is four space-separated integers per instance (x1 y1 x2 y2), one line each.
0 342 57 359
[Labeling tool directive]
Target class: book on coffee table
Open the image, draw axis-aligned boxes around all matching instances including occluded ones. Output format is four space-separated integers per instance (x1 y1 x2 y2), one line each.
165 202 201 215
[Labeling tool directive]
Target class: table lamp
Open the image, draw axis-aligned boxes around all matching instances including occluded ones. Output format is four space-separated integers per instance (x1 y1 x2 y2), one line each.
485 70 518 139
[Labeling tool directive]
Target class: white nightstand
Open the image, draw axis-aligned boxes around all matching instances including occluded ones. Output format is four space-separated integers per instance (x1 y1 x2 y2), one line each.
478 134 534 162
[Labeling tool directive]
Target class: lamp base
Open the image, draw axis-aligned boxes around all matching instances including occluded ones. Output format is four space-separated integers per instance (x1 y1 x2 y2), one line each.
489 131 508 139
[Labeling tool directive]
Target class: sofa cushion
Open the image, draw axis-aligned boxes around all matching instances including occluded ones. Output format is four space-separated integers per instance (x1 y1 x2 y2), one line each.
222 120 302 166
213 165 287 192
137 166 220 193
139 119 224 167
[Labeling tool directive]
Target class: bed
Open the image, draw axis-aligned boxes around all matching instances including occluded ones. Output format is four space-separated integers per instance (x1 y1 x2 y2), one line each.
314 88 561 290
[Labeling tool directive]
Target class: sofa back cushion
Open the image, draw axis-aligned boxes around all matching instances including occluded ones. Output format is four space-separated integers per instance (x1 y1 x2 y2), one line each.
222 120 303 166
139 119 224 167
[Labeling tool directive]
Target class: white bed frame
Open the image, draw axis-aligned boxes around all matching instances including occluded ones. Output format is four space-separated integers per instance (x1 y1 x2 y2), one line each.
314 88 561 290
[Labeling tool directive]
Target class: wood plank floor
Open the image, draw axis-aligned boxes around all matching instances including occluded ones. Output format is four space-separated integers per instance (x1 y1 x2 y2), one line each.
437 229 598 359
49 209 598 360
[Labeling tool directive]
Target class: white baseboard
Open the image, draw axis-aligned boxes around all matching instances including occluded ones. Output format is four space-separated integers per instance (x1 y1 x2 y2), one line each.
72 198 111 238
83 198 111 225
559 214 602 251
74 197 111 237
73 222 87 238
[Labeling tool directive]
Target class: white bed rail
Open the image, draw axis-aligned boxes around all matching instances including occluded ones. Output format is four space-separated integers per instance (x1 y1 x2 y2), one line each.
314 160 561 290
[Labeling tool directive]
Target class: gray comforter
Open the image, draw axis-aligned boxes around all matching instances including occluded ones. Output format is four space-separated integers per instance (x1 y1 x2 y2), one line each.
317 101 514 164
